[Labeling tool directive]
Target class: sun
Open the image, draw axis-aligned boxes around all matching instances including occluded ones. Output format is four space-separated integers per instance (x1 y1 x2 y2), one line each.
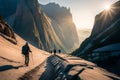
104 4 111 10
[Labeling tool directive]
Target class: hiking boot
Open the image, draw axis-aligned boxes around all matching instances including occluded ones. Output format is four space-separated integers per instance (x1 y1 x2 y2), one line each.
25 63 28 66
26 64 28 66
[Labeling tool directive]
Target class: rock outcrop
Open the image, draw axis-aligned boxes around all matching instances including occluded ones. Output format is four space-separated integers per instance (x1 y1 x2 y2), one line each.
0 16 17 44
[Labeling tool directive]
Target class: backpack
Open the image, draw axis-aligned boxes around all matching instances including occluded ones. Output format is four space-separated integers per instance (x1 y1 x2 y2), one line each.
22 46 28 55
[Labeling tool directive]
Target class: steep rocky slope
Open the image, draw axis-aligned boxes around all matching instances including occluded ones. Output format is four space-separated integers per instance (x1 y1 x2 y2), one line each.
72 1 120 75
0 31 49 80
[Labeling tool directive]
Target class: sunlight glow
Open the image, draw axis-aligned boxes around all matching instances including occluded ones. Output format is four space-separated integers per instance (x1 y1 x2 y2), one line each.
104 4 111 10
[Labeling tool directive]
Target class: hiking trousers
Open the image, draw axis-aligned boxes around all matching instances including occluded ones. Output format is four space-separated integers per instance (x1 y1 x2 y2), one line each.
25 54 29 66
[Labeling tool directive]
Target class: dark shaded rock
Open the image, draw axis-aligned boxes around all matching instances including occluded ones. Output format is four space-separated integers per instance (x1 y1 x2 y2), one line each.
0 0 18 18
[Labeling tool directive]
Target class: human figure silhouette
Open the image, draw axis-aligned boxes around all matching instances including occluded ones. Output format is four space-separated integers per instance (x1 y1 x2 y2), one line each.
22 42 32 66
53 49 56 55
58 49 61 54
50 50 52 54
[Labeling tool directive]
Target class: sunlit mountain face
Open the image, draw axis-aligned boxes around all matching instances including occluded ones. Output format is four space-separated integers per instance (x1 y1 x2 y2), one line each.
40 3 79 52
0 0 79 53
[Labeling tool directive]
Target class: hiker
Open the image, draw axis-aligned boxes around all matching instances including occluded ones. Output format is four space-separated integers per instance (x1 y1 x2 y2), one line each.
50 50 52 54
22 42 32 66
53 49 56 55
58 49 61 54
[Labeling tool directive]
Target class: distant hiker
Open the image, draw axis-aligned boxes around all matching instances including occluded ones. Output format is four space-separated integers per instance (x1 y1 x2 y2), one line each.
53 49 56 55
22 42 32 66
58 49 61 54
50 50 52 54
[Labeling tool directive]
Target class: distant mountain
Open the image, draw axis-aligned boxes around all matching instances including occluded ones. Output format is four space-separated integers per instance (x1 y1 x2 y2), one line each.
72 1 120 75
0 0 79 53
77 28 91 45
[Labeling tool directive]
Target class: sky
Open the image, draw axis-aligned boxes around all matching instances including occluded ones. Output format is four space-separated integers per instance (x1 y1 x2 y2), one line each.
39 0 119 30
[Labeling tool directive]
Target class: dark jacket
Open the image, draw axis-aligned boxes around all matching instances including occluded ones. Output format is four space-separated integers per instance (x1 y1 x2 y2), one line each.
22 44 31 55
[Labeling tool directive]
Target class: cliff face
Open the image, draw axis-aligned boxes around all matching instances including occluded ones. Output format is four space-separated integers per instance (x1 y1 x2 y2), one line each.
74 1 120 56
41 3 79 52
72 1 120 75
91 1 120 37
0 0 79 53
10 0 65 51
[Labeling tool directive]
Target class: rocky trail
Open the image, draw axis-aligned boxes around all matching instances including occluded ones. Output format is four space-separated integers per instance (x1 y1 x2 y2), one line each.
17 54 120 80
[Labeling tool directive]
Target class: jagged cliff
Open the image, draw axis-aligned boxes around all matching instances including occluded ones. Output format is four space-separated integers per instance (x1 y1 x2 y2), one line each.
0 0 79 53
72 1 120 75
41 3 79 52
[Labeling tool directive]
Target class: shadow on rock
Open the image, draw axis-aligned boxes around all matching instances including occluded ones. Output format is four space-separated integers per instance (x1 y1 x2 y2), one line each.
0 65 25 71
66 68 85 80
39 57 55 80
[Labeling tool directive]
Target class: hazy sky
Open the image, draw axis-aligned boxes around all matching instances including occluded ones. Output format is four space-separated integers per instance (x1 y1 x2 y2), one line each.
39 0 118 29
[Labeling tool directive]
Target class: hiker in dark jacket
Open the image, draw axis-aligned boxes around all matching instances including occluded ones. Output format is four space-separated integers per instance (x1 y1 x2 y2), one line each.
22 42 32 66
53 49 56 55
58 49 61 54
